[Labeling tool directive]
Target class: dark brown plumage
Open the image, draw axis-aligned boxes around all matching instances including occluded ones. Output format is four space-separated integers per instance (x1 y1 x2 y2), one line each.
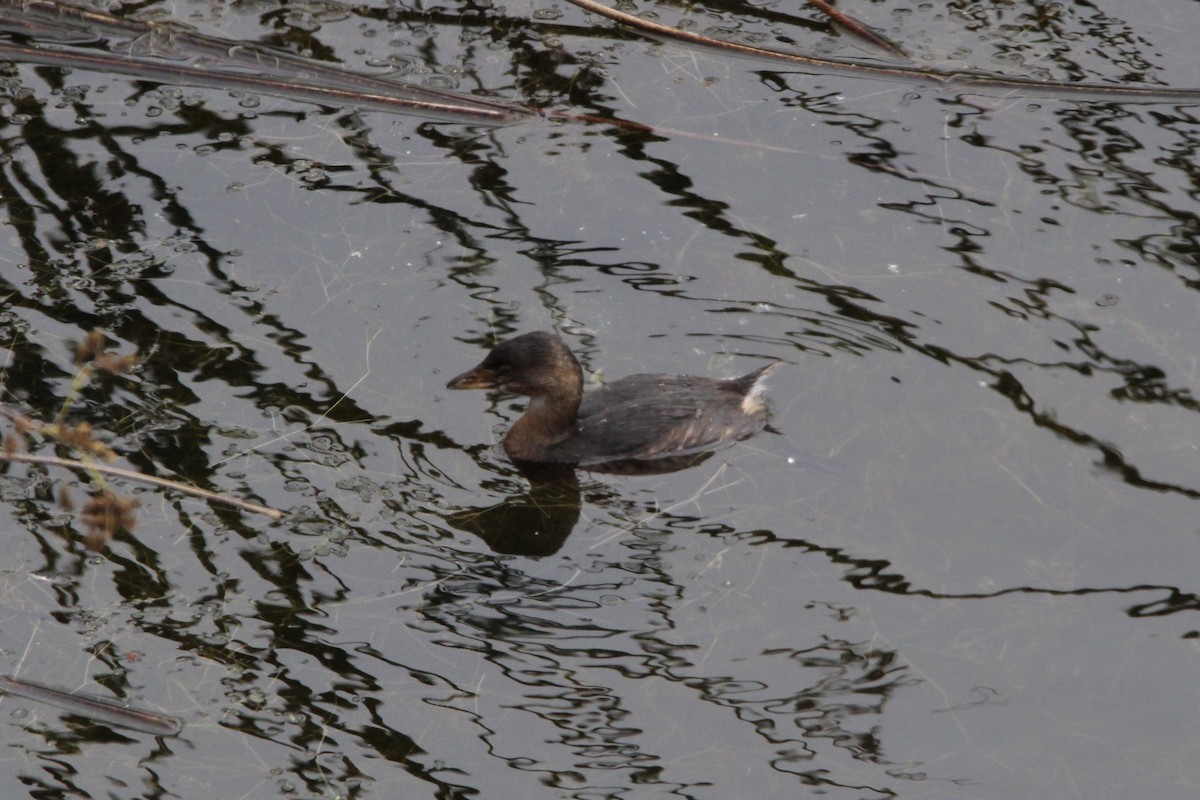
446 331 777 467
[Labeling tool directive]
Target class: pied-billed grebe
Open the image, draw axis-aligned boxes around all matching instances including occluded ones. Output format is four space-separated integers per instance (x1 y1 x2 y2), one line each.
446 331 778 466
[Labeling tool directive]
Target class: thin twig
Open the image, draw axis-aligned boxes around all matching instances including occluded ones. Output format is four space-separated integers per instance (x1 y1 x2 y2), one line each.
0 452 285 521
564 0 1200 101
806 0 907 58
0 0 534 123
0 674 183 736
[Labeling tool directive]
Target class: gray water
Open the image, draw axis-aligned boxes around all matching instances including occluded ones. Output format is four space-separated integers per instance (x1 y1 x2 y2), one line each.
0 1 1198 798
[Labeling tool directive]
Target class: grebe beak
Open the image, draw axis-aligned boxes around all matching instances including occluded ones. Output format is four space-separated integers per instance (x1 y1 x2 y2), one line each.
446 363 499 390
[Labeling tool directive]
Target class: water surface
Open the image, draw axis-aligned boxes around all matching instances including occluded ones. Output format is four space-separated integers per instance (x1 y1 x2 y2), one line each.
0 1 1198 798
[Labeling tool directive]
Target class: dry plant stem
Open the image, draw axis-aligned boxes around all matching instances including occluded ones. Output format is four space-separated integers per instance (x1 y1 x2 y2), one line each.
0 452 285 521
0 29 801 150
0 40 529 123
0 0 533 123
805 0 907 58
0 674 183 736
564 0 1200 101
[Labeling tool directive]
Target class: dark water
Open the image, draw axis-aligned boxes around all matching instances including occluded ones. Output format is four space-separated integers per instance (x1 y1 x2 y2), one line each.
0 1 1198 798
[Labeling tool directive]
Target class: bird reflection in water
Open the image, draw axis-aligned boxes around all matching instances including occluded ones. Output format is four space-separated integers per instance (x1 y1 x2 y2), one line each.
444 454 713 556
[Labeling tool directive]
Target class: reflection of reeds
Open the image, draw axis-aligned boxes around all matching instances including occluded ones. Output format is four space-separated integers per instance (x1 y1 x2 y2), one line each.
0 329 283 551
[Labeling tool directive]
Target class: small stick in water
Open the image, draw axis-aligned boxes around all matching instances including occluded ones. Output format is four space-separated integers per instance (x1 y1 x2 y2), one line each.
0 675 183 736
